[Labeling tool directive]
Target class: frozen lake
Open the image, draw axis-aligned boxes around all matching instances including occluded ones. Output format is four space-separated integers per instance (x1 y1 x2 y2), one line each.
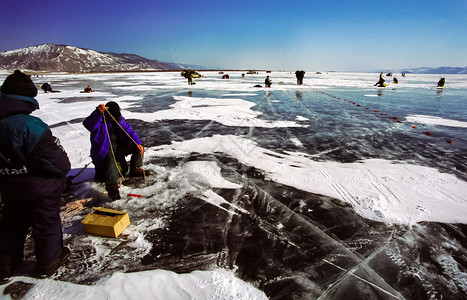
1 71 466 299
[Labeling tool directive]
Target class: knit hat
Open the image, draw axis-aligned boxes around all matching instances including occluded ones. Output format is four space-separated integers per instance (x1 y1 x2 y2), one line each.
105 101 122 119
1 70 38 97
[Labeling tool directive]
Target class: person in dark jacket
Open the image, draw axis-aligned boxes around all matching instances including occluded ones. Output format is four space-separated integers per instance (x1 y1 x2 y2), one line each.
0 70 71 281
83 101 149 200
265 76 272 88
437 77 445 87
295 70 305 85
40 82 53 93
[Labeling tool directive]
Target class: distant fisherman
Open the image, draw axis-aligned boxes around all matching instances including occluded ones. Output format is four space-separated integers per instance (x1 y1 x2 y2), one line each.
437 77 445 87
41 82 53 93
295 70 305 85
84 85 94 93
374 72 385 87
181 70 196 85
265 76 272 88
188 71 194 85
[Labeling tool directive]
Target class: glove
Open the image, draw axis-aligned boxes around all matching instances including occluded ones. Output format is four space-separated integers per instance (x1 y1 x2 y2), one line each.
97 104 107 114
137 144 144 156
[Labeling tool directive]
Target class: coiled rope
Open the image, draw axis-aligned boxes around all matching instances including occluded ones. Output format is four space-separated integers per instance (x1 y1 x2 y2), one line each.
102 109 146 184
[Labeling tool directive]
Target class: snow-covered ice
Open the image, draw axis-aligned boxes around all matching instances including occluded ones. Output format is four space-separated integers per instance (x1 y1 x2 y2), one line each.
1 71 466 299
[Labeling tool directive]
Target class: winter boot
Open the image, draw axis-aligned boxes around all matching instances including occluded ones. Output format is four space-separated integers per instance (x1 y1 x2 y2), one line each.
106 183 121 200
117 157 129 175
0 265 12 283
38 247 71 277
129 167 151 178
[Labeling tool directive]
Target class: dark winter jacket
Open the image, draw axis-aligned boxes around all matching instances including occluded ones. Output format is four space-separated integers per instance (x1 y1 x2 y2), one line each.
0 94 71 180
83 108 142 169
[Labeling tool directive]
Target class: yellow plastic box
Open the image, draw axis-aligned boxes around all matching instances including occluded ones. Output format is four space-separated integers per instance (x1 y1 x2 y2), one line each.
81 207 130 237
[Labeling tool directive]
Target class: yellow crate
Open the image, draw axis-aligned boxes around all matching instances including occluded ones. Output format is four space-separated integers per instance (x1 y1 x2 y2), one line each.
81 207 130 237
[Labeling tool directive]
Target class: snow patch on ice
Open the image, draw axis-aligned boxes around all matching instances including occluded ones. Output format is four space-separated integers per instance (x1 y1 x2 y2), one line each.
122 95 304 128
1 269 267 300
182 161 243 190
295 115 309 121
150 135 467 225
290 137 304 148
406 115 467 128
222 93 258 96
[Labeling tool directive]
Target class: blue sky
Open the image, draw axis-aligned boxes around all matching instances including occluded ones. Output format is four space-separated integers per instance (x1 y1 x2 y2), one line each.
1 0 466 71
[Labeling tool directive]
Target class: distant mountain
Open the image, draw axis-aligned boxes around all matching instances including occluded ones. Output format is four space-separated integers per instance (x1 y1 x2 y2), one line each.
0 44 191 73
399 66 467 74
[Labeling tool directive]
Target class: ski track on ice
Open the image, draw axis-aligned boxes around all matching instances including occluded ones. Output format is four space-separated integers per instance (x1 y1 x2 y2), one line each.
364 170 401 205
317 169 358 207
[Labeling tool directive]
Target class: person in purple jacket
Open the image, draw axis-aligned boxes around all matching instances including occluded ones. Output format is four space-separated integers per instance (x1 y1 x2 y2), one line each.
83 101 149 200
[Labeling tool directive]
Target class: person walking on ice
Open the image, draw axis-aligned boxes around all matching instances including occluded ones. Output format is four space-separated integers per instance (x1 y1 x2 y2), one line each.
295 70 305 85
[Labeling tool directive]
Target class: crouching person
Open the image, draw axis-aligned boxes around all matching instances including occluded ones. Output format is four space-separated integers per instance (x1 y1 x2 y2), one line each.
0 70 71 281
83 101 149 200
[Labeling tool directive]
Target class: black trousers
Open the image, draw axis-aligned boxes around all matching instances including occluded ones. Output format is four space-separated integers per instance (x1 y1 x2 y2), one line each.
97 138 143 184
0 176 65 268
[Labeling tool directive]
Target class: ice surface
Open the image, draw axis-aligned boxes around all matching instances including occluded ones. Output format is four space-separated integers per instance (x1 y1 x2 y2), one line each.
151 135 467 224
1 71 466 299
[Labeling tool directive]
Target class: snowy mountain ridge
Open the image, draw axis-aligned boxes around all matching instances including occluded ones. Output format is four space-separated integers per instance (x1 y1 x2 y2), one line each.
1 44 465 74
0 44 188 73
399 66 467 74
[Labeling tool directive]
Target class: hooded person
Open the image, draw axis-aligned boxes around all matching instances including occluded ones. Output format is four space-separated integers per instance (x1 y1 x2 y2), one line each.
83 101 149 200
437 77 445 87
0 70 71 281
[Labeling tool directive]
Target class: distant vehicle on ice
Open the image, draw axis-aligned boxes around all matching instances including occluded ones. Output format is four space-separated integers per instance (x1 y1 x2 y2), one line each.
181 70 202 79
